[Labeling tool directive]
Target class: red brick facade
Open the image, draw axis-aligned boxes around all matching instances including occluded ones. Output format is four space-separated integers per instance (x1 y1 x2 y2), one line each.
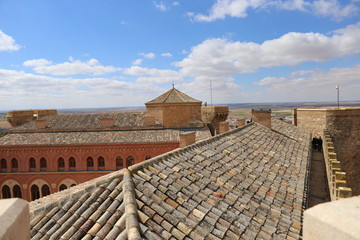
0 142 178 201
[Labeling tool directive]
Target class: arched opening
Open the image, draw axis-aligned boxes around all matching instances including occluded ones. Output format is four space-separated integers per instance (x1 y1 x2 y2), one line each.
41 184 50 197
0 158 7 171
69 157 76 170
29 158 36 171
98 156 105 170
70 184 76 187
59 184 67 191
87 157 94 170
116 156 123 170
40 158 47 171
31 185 40 201
126 156 135 167
2 185 11 198
11 158 18 172
13 185 22 198
145 155 152 160
58 157 65 171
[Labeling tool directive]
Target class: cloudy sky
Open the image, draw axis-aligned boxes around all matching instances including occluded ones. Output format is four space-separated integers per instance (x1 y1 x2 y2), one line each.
1 0 360 110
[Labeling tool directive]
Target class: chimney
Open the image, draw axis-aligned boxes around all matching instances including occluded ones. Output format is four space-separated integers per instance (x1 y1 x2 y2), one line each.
36 119 48 128
251 109 271 128
219 121 229 134
238 119 246 127
99 118 115 128
143 115 156 126
179 131 196 148
292 108 297 126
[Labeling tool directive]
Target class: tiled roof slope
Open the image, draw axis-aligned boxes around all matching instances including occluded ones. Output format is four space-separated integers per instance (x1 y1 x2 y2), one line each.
0 128 211 146
11 112 146 131
146 88 202 104
29 120 311 240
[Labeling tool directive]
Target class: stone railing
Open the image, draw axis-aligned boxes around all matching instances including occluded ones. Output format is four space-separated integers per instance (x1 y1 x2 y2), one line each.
322 129 352 200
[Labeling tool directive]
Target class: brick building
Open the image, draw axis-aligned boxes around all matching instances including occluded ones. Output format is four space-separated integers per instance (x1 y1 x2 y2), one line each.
0 88 228 201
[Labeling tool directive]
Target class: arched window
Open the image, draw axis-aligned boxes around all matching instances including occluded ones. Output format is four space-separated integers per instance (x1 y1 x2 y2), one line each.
98 156 105 169
145 155 152 160
0 158 7 171
70 184 76 187
41 184 50 197
59 184 67 191
58 157 65 170
31 185 40 201
13 185 22 198
87 157 94 170
126 156 135 167
40 158 47 170
2 185 11 198
29 158 36 170
69 157 76 169
11 158 18 171
116 156 123 170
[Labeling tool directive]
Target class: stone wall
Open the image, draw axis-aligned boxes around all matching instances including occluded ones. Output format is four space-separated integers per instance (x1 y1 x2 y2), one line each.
6 109 57 127
295 108 327 137
294 107 360 195
325 108 360 195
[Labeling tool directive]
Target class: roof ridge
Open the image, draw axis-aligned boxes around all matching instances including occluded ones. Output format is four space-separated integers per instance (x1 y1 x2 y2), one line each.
123 169 142 240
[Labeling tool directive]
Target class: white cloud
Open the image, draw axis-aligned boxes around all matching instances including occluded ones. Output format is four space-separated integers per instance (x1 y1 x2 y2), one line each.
23 58 121 76
173 1 180 6
139 52 156 59
313 0 359 20
162 52 172 57
23 59 53 67
133 58 143 65
0 30 20 51
188 0 359 22
0 68 162 109
255 77 286 86
176 22 360 77
255 64 360 102
124 66 182 83
154 1 168 11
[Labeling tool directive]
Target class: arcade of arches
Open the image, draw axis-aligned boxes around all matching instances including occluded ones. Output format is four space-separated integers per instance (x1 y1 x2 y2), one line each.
0 142 178 201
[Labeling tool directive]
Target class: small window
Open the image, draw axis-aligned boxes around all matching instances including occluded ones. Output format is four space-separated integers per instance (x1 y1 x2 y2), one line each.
41 184 50 197
40 158 47 169
31 185 40 201
69 157 76 169
0 158 7 171
11 158 18 171
29 158 36 170
98 156 105 168
13 185 22 198
59 184 67 191
145 155 152 160
87 157 94 169
126 156 135 167
58 157 65 170
2 185 11 198
116 156 123 170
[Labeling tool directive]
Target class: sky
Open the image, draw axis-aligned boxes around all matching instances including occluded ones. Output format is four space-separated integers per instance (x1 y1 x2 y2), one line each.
1 0 360 110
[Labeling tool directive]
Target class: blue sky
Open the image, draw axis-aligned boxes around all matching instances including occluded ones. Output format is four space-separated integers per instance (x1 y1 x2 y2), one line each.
1 0 360 110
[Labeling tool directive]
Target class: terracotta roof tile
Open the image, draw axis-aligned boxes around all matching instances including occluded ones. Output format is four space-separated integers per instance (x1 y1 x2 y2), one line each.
29 119 311 239
146 88 201 104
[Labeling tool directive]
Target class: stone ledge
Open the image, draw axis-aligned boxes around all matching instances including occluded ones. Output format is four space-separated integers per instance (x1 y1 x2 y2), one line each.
304 196 360 240
0 198 30 240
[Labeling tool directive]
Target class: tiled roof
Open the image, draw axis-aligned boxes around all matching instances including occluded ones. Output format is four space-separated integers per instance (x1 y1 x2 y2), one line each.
11 112 146 131
0 128 211 146
146 88 202 104
29 120 311 239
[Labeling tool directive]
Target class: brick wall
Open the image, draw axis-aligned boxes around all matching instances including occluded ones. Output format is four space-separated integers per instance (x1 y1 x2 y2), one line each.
295 109 327 137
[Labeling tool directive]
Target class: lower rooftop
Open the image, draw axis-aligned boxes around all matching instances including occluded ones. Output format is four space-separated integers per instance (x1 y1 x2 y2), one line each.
28 119 311 239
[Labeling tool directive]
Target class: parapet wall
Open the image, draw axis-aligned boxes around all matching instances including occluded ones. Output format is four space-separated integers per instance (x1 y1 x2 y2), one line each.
322 129 352 200
294 107 360 195
6 109 57 127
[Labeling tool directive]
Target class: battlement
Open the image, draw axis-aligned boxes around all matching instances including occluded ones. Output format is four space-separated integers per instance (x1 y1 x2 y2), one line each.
323 129 352 200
